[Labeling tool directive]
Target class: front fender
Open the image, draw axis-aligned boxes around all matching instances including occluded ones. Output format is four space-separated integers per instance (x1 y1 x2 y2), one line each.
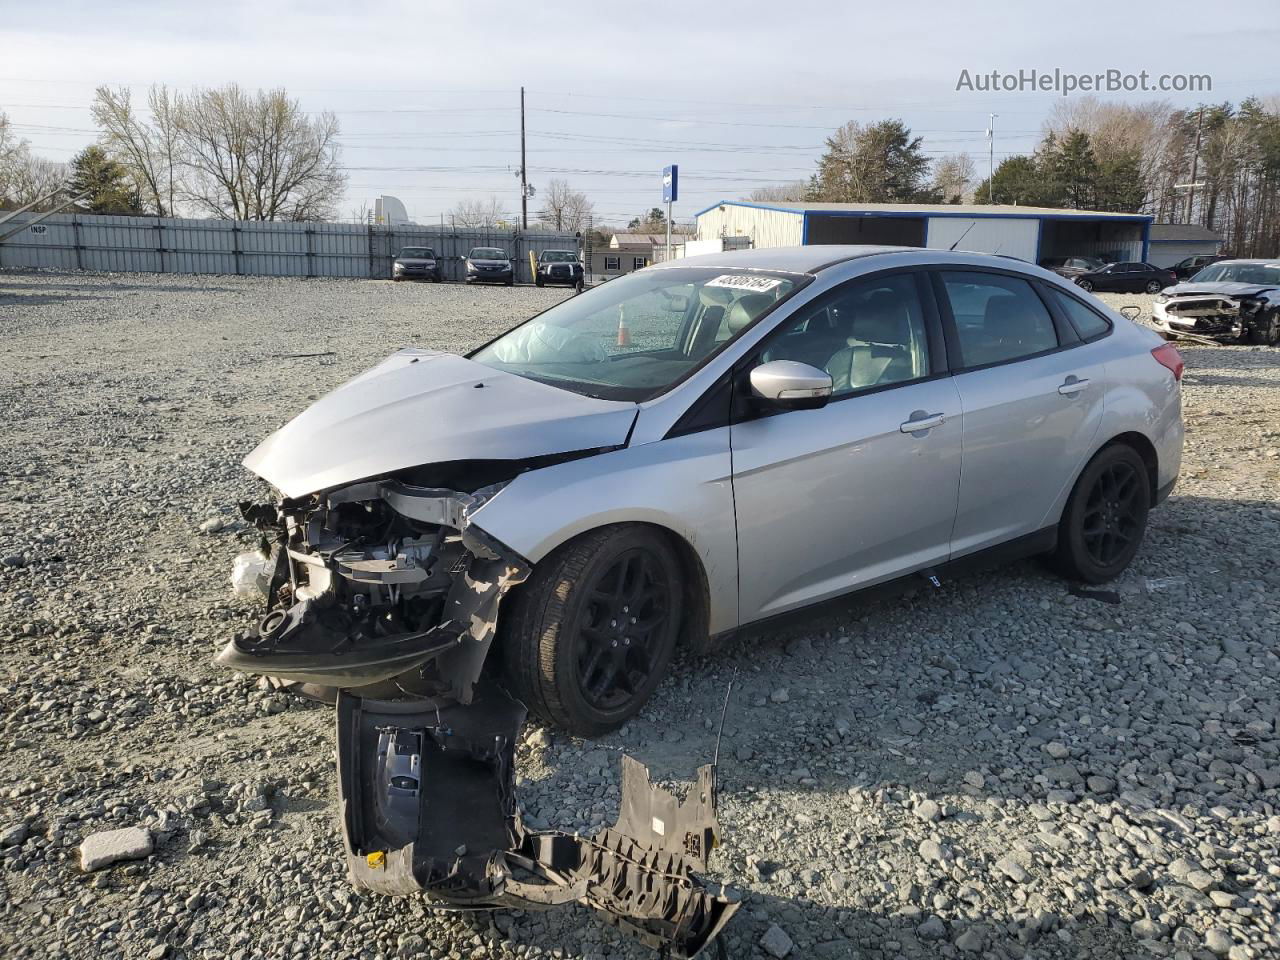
468 429 739 635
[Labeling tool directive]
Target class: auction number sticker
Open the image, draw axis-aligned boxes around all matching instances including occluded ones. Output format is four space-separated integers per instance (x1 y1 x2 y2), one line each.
704 274 782 293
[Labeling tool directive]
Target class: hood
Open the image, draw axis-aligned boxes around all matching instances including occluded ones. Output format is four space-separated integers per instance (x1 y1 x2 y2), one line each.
244 349 637 498
1168 281 1277 297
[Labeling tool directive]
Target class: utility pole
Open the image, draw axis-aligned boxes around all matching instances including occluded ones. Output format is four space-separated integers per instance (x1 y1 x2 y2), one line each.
1186 107 1204 225
520 86 528 229
987 113 997 204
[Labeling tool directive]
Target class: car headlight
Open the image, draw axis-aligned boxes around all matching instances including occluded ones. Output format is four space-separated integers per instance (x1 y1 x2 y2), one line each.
1154 293 1168 304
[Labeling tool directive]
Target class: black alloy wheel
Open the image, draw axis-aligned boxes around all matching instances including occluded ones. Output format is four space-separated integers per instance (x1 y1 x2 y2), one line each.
572 548 670 713
1052 444 1151 583
500 526 682 735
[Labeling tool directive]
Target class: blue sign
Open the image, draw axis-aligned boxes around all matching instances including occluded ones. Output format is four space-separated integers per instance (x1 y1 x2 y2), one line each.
662 165 678 203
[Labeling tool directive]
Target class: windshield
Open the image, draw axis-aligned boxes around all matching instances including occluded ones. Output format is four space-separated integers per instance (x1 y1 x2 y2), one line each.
471 267 805 401
398 247 434 259
541 251 578 263
470 248 506 260
1189 262 1280 285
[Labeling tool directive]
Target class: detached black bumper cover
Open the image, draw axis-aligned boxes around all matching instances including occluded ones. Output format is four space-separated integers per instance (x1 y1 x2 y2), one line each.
338 683 738 957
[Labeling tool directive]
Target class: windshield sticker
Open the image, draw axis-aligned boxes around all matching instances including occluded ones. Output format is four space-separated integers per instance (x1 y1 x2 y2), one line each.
704 274 783 293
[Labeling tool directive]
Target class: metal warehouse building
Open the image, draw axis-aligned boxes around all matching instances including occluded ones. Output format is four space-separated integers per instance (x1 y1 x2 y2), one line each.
693 201 1152 265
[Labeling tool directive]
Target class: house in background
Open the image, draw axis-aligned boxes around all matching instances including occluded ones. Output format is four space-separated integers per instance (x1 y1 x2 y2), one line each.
589 233 688 279
1145 222 1222 269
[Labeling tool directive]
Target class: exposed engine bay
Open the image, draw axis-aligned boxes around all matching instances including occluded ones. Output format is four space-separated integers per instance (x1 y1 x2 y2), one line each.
216 473 737 957
1152 283 1280 344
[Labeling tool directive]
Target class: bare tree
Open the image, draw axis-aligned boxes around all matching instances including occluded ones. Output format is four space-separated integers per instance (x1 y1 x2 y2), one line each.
451 195 509 228
931 153 975 203
747 182 807 202
174 85 345 221
536 178 593 232
92 83 344 220
91 85 181 215
0 113 67 209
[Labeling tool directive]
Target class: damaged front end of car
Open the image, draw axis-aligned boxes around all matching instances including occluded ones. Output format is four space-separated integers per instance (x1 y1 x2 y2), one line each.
216 473 737 957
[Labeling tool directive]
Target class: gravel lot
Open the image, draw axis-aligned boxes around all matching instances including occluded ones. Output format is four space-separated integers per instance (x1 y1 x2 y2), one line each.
1 270 1278 960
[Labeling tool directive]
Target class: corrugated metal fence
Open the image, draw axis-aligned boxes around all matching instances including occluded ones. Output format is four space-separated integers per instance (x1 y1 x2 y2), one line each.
0 212 581 283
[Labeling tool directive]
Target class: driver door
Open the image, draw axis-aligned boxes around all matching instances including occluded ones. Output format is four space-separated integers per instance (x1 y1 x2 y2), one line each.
730 270 962 623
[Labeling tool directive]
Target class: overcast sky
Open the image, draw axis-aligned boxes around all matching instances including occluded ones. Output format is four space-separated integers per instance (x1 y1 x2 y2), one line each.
4 0 1278 227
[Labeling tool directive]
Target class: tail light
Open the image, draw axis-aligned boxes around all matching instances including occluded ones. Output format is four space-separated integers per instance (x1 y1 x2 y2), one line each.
1151 343 1184 381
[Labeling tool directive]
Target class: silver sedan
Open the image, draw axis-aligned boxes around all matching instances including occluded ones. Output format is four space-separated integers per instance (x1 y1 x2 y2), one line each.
226 245 1183 734
218 246 1183 943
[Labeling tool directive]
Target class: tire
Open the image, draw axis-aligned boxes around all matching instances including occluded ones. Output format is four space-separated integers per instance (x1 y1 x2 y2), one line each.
506 277 515 287
535 277 544 288
1052 443 1151 583
1246 311 1280 346
1077 279 1093 292
1145 280 1162 294
500 525 683 736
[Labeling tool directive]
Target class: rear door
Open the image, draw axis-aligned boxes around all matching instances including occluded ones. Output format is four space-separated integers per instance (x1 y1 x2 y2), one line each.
731 270 962 622
933 269 1108 557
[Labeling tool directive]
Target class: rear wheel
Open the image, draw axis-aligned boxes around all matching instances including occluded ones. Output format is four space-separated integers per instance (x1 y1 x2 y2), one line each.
1077 279 1094 292
1145 279 1163 294
500 526 682 736
1052 444 1151 583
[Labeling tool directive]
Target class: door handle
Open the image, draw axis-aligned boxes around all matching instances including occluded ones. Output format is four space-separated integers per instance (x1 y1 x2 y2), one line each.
900 412 945 433
1058 377 1090 396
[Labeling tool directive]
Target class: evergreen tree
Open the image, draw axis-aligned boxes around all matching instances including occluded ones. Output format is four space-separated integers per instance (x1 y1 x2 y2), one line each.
68 145 144 214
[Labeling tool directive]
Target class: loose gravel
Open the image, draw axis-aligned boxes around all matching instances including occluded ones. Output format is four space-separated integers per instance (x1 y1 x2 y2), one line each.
1 270 1278 960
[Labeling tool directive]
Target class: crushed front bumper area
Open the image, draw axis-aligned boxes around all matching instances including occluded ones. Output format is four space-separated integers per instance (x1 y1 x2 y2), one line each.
216 482 737 956
1153 295 1247 340
339 684 737 957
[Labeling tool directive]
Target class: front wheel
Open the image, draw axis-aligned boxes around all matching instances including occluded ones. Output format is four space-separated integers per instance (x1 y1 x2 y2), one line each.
1077 279 1094 292
1145 280 1162 294
535 277 544 288
1052 444 1151 583
500 526 682 736
1246 311 1280 346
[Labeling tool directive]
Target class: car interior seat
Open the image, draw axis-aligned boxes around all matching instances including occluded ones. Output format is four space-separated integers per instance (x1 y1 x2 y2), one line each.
825 291 916 392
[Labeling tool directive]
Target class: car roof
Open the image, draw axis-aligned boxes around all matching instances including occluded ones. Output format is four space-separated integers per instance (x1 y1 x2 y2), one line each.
1210 258 1280 266
651 245 1062 276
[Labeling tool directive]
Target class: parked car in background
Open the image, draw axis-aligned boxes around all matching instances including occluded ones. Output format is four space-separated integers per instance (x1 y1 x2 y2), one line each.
1075 261 1176 294
465 247 514 285
1171 254 1229 281
1039 255 1109 280
535 249 584 289
1152 259 1280 344
392 246 442 282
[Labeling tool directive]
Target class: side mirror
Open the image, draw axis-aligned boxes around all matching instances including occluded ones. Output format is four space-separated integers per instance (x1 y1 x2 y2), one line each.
749 360 833 411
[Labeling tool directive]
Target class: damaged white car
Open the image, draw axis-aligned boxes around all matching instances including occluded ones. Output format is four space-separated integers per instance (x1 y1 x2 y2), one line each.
1152 258 1280 345
219 246 1184 955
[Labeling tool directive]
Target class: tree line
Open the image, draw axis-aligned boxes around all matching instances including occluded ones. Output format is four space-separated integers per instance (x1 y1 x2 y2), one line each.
752 96 1280 257
1 84 345 221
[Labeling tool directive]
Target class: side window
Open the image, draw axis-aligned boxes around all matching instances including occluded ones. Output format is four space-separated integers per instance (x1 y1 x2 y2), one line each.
762 273 930 396
1046 288 1112 341
604 255 620 271
940 271 1059 368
